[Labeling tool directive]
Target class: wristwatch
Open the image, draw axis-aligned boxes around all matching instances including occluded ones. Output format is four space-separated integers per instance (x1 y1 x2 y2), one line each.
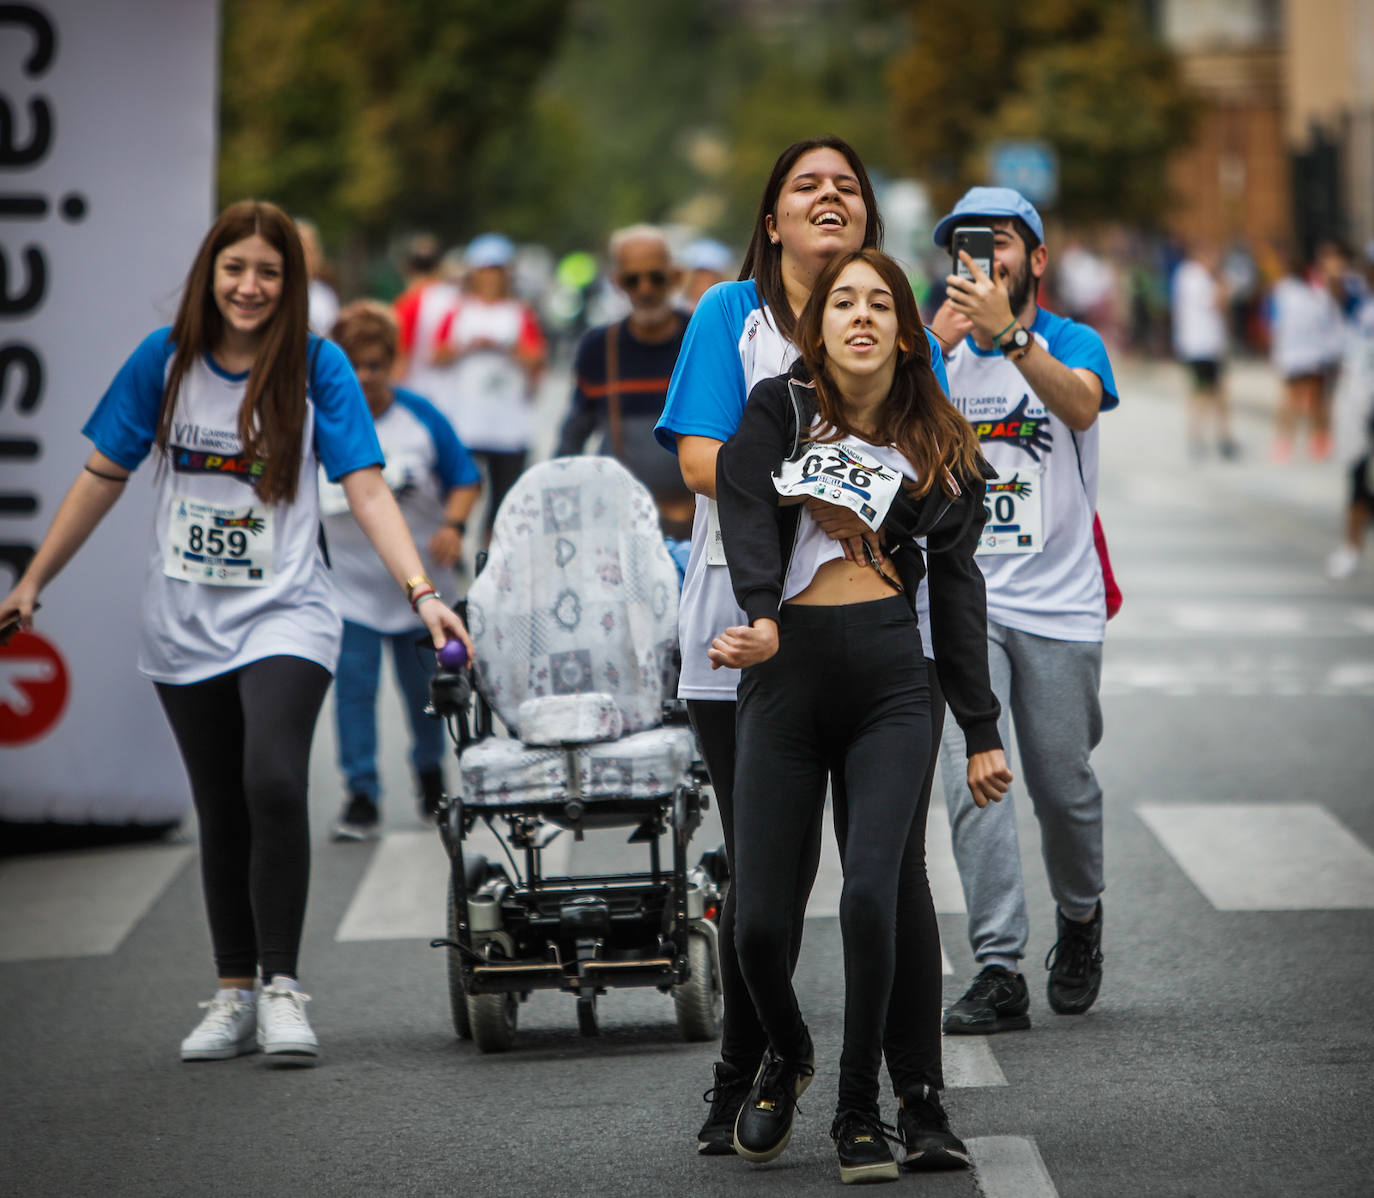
998 325 1031 356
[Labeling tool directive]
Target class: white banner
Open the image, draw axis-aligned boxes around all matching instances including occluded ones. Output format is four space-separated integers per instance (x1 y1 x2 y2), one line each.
1 1 219 824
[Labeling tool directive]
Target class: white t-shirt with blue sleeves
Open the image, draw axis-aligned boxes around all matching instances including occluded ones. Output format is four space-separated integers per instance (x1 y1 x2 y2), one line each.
320 386 479 634
83 329 383 683
655 280 950 700
942 307 1118 642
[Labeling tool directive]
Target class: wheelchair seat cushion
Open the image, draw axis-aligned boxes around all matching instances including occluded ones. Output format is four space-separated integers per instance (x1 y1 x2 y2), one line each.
460 726 697 806
517 693 623 746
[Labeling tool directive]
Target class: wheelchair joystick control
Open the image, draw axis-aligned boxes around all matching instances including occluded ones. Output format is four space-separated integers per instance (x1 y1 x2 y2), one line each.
437 639 469 670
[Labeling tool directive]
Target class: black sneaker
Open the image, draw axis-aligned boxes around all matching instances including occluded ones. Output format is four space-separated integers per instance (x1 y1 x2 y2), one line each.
331 794 379 841
1045 900 1104 1014
831 1109 899 1184
418 768 445 822
942 965 1031 1035
697 1061 751 1155
732 1029 815 1163
896 1085 970 1171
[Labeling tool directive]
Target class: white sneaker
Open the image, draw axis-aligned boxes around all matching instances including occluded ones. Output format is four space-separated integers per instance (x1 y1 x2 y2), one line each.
1327 544 1361 581
180 989 258 1061
257 976 319 1064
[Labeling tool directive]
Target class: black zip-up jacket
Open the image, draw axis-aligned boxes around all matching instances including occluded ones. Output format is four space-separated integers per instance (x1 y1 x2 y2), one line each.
715 362 1002 756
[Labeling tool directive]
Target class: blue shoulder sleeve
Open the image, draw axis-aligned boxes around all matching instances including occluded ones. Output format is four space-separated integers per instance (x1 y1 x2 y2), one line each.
925 328 949 394
655 282 751 453
1044 315 1119 411
81 328 175 470
395 387 480 490
309 335 385 481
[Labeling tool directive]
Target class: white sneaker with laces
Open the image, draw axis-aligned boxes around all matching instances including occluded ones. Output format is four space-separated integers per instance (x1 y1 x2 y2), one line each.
180 989 258 1061
257 976 319 1063
1327 544 1361 581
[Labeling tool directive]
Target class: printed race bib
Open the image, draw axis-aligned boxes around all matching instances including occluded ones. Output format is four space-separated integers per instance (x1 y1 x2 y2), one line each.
705 499 727 566
977 466 1044 555
164 496 274 586
772 440 903 531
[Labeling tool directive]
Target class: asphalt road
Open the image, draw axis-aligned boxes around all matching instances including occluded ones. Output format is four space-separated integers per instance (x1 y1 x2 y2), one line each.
2 357 1372 1197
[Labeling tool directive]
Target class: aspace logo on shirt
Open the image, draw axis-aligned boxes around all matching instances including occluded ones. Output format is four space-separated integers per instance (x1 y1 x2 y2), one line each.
170 444 265 484
960 394 1053 462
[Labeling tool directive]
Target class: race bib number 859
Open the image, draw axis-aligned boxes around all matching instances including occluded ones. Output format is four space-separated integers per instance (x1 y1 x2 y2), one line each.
164 497 274 586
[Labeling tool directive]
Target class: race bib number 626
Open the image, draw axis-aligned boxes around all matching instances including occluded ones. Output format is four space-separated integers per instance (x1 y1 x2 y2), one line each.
772 441 902 531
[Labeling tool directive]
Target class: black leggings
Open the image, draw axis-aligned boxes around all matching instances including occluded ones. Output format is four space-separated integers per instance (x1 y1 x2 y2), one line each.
156 655 332 981
733 596 931 1117
687 700 826 1078
688 665 947 1096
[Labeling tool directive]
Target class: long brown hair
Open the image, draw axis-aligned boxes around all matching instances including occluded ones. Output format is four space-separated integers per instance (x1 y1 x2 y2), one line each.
157 200 309 504
796 249 982 499
737 136 883 344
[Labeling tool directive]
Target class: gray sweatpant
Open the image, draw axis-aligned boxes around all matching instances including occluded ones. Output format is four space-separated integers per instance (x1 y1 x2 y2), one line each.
939 619 1104 972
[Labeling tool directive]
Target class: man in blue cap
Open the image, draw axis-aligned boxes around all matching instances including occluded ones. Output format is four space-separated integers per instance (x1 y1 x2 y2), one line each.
927 186 1119 1033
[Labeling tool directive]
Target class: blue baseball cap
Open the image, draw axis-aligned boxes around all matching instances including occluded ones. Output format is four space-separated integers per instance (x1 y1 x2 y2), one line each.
932 187 1044 248
466 233 515 270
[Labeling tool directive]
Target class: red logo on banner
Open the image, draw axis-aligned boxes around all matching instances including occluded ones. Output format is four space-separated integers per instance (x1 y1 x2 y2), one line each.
0 631 71 745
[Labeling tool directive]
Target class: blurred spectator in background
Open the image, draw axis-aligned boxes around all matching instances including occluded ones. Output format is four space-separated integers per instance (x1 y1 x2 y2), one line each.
1269 248 1343 462
1220 241 1261 353
1055 237 1117 342
1327 242 1374 580
1172 242 1238 461
319 301 481 839
680 238 734 311
432 233 548 544
555 225 694 543
393 233 458 393
296 217 339 337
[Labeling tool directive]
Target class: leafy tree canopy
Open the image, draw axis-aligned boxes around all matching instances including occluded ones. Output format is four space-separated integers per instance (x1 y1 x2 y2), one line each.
888 0 1196 226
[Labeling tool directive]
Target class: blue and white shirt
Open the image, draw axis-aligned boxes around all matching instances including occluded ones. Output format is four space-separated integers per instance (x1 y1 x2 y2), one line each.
942 308 1118 642
319 387 479 634
655 280 949 700
83 328 383 683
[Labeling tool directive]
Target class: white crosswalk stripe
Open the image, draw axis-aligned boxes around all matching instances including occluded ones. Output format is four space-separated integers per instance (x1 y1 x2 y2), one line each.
1138 802 1374 910
0 843 194 963
1109 601 1374 640
1103 654 1374 696
968 1136 1060 1198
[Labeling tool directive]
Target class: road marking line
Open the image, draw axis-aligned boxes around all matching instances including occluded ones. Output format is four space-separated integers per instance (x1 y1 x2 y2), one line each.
967 1136 1059 1198
1138 802 1374 910
335 826 572 941
942 1038 1007 1088
0 844 194 962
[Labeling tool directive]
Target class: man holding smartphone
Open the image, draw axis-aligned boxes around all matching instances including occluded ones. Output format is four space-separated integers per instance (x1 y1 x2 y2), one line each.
927 187 1119 1033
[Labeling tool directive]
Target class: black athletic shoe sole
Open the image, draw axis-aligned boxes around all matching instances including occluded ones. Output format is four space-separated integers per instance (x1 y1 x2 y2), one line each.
901 1144 972 1172
941 1011 1031 1035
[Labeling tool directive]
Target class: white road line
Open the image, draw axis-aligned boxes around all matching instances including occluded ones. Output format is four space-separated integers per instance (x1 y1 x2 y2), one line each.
942 1037 1008 1088
1138 802 1374 910
0 844 194 963
968 1136 1059 1198
1109 602 1374 639
1102 656 1374 697
335 826 573 942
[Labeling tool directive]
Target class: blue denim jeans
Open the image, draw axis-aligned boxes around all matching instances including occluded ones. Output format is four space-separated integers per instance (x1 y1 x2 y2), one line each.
335 620 446 803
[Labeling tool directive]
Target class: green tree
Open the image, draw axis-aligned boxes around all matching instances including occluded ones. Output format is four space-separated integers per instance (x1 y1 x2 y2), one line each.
888 0 1196 225
219 0 568 273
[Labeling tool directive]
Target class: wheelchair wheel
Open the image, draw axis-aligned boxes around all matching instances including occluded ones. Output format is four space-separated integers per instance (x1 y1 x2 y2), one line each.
672 931 721 1042
445 878 472 1040
467 989 518 1053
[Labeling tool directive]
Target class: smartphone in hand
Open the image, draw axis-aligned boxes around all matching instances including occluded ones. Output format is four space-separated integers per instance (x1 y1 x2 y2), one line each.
952 226 995 282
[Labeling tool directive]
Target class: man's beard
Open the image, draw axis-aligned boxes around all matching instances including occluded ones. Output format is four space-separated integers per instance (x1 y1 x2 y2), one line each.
1006 258 1034 316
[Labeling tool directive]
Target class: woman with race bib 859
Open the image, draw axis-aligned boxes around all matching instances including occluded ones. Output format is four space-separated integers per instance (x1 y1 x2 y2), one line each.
0 201 471 1067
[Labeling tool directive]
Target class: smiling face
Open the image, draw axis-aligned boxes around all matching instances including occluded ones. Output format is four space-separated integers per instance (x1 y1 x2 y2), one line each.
820 260 904 389
212 233 284 343
767 147 867 267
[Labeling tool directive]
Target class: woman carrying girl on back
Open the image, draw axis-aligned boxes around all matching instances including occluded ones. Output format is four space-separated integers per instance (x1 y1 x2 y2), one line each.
712 249 1010 1182
0 200 470 1066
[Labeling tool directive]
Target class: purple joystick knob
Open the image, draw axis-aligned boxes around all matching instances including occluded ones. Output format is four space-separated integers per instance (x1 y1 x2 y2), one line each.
437 639 468 669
